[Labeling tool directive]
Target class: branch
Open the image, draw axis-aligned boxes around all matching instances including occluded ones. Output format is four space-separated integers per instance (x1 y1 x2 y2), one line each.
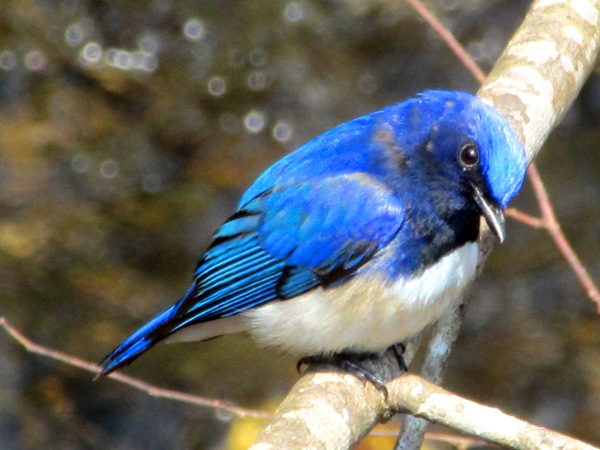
388 375 598 450
477 1 600 162
403 0 487 83
526 164 600 310
478 0 600 307
252 0 600 448
0 317 271 420
251 371 599 450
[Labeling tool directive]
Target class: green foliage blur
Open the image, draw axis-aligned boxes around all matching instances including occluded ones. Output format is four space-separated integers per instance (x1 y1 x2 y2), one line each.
1 1 599 448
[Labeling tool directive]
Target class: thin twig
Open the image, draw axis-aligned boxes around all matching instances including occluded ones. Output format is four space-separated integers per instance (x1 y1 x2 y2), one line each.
506 208 544 228
0 316 271 420
403 0 486 84
372 427 487 448
526 164 600 310
417 431 486 450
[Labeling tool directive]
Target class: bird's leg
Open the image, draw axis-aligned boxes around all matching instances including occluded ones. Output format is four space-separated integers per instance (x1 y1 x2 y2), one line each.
297 348 408 398
392 343 409 371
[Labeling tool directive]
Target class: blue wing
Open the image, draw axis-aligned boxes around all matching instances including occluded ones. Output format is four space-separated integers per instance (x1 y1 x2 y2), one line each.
188 174 405 315
99 173 404 375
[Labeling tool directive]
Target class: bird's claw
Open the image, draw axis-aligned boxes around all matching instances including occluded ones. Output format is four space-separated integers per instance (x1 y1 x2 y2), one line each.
338 358 389 399
296 347 410 399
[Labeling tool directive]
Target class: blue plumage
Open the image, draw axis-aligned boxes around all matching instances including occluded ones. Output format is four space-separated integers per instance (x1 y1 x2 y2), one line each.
99 90 527 376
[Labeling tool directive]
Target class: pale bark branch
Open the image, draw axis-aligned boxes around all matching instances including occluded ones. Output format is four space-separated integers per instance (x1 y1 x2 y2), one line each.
477 0 600 162
251 0 600 448
252 370 599 450
388 375 598 450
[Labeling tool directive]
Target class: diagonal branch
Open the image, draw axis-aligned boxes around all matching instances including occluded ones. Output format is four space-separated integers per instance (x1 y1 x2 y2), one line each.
387 374 598 450
0 317 271 420
251 0 600 448
526 163 600 310
403 0 487 82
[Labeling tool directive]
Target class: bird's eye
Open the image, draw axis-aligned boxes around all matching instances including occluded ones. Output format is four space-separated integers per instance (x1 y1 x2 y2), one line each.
458 142 479 168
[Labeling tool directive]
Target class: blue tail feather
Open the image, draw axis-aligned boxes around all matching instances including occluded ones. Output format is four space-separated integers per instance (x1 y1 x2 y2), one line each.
98 287 194 376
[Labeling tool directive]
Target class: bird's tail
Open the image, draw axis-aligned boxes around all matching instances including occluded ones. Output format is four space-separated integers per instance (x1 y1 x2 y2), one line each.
97 287 194 378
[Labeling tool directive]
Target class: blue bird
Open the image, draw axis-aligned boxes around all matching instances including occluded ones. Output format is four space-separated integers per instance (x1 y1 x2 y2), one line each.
98 90 527 377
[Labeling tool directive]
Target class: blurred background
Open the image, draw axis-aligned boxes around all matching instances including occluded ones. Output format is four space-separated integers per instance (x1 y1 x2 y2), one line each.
0 0 599 448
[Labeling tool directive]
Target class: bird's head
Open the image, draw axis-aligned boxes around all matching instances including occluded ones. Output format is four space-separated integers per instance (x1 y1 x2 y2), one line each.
393 90 528 243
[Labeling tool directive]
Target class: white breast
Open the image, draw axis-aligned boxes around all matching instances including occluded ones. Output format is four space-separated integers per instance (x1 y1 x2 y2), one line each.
244 242 479 355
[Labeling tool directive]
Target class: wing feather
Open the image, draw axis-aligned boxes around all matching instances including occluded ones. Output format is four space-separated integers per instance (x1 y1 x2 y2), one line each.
99 173 404 375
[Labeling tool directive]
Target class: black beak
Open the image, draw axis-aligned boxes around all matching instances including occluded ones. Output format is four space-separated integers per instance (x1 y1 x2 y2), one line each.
472 186 506 243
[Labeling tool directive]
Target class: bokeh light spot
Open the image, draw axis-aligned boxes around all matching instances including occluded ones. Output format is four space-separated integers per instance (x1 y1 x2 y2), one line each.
138 33 159 54
247 71 270 91
65 23 85 47
24 50 46 71
183 18 206 41
111 50 131 70
71 153 91 173
244 110 266 134
0 50 17 71
283 2 304 22
272 121 293 143
207 76 227 96
219 113 239 134
80 42 102 64
100 159 119 178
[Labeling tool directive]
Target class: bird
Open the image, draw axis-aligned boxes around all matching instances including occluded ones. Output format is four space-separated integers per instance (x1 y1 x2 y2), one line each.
98 90 527 378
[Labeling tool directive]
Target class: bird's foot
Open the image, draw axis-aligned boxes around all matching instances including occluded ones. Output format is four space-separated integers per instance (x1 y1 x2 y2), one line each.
297 349 408 399
337 356 388 396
